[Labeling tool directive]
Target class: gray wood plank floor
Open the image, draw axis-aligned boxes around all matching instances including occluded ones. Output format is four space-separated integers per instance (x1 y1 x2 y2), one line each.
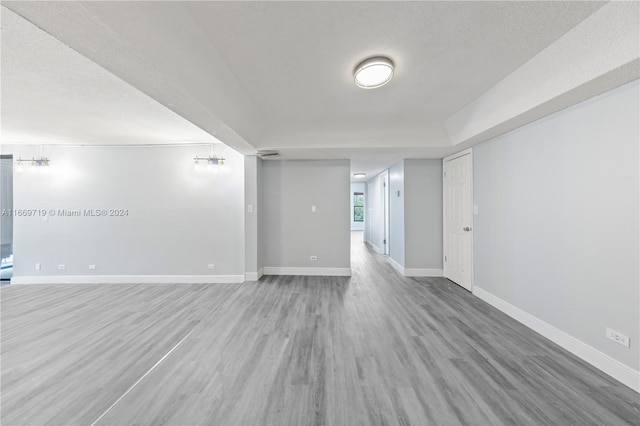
2 232 639 425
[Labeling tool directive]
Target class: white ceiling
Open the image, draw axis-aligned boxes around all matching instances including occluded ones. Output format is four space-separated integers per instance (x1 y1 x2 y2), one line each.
2 1 623 180
0 7 217 146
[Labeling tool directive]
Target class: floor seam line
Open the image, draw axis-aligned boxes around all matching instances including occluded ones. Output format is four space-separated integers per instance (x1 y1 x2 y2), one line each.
89 326 196 426
90 282 244 425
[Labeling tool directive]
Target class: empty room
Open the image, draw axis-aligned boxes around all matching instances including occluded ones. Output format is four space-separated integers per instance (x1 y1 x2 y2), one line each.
1 1 639 425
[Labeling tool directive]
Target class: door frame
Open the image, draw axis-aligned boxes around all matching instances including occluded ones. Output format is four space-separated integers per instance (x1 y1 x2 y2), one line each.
0 155 14 281
442 147 474 291
383 171 389 256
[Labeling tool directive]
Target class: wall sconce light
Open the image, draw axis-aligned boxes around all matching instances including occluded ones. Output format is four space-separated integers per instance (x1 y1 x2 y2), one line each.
194 156 225 166
194 155 225 173
16 157 50 167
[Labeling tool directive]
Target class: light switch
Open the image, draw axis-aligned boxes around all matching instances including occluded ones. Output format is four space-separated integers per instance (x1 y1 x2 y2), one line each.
247 204 253 213
311 205 316 213
473 205 479 215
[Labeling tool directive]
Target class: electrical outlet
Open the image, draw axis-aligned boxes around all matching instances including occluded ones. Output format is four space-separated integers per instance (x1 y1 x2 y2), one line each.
606 328 630 348
208 264 215 270
35 263 41 271
310 256 318 261
89 265 96 270
58 264 66 270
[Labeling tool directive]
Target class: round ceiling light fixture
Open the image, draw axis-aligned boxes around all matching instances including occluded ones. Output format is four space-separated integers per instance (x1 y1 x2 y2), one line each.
354 56 394 89
353 172 367 179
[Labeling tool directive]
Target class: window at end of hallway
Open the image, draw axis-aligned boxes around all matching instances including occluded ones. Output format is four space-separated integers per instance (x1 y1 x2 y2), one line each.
354 192 364 222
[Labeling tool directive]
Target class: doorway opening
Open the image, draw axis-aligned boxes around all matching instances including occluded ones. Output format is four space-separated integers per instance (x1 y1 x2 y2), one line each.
350 182 366 249
1 155 14 282
361 170 389 257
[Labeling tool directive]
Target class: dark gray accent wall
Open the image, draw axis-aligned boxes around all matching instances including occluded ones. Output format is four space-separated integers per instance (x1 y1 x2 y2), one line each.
261 160 350 269
404 159 443 270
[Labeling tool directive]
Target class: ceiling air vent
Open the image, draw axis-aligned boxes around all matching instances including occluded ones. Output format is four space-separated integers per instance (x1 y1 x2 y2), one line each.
257 150 280 159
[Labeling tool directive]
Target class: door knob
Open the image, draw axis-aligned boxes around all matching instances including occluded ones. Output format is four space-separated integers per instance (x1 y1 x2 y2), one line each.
463 227 471 232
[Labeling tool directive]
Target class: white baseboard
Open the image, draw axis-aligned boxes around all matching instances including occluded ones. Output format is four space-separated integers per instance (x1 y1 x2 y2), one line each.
473 286 640 393
404 268 443 277
387 258 443 278
245 268 264 282
365 241 384 254
262 267 351 277
11 275 245 285
387 257 405 275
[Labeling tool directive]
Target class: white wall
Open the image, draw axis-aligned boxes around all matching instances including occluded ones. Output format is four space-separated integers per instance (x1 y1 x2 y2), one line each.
388 161 405 267
350 182 365 231
404 159 442 271
11 144 245 283
260 160 350 275
474 81 639 378
365 170 387 254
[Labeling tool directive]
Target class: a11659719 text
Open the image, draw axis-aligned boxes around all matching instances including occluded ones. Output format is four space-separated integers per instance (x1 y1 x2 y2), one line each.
1 209 129 217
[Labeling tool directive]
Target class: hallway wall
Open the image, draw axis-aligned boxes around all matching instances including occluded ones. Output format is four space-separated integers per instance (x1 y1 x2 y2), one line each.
261 160 351 275
473 79 639 387
385 160 443 276
404 159 442 272
388 162 405 268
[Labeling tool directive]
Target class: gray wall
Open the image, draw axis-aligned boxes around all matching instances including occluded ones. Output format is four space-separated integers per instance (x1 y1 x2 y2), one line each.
385 159 443 271
244 155 258 277
350 182 365 231
256 157 263 272
474 80 639 370
404 159 443 270
260 160 350 270
388 161 405 267
12 144 245 277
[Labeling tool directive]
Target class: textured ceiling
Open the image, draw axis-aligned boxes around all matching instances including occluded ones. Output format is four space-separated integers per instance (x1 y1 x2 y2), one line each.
0 7 217 146
2 1 621 179
185 1 605 142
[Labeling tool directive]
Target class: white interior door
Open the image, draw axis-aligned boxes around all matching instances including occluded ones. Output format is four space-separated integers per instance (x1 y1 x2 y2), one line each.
444 151 473 291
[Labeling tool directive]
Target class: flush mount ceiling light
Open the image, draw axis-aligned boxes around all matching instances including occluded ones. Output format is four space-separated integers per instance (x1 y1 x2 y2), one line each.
353 172 367 179
354 56 394 89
